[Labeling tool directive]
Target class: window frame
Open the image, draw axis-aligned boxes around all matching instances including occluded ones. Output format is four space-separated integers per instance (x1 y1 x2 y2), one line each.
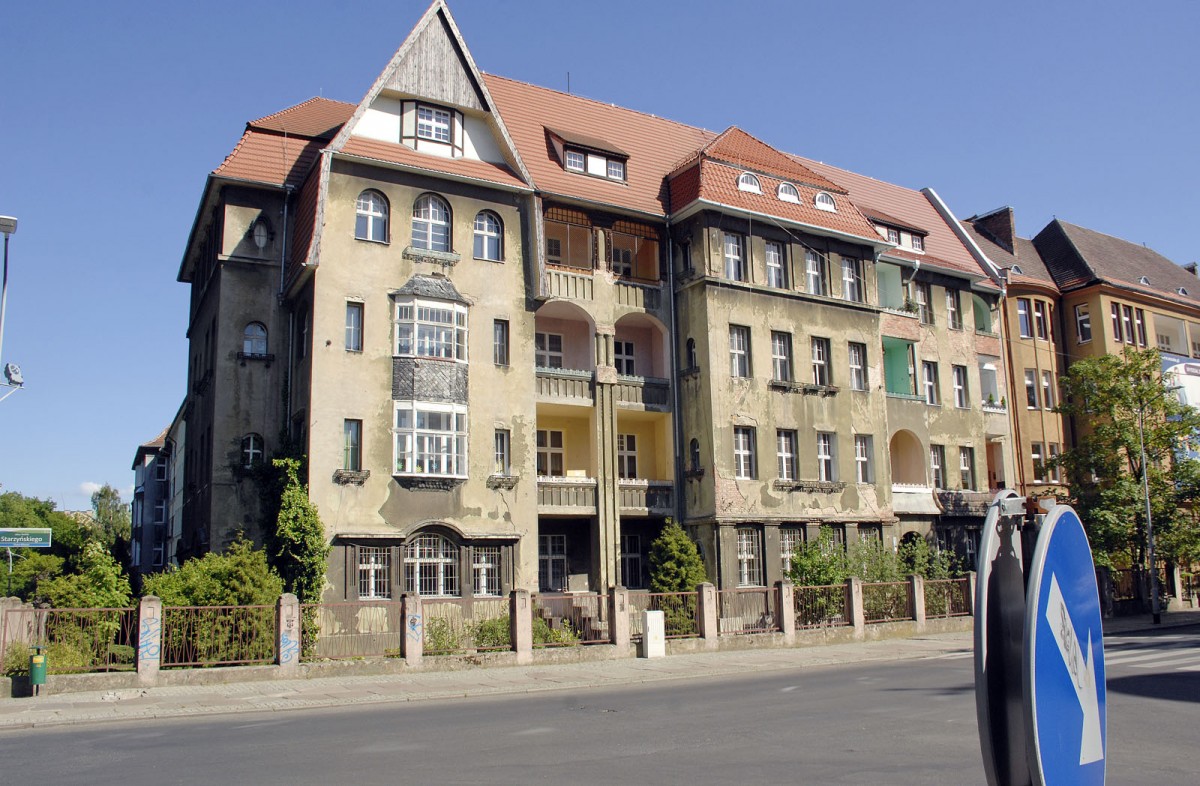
733 426 757 479
737 172 762 193
493 319 510 366
915 282 934 325
493 429 511 475
345 302 363 352
729 325 751 378
617 433 638 479
1034 301 1049 340
1017 298 1033 338
473 545 502 597
343 419 362 472
536 429 565 477
538 534 568 592
848 342 868 391
472 211 503 261
841 257 864 303
777 182 800 203
355 190 389 243
770 331 793 383
959 447 976 491
776 429 798 481
736 527 763 587
243 322 268 356
614 340 636 376
393 402 468 478
930 444 946 489
416 105 452 143
393 297 468 362
922 361 940 405
952 365 969 409
854 435 873 484
404 533 460 598
805 250 828 296
946 289 962 330
1041 370 1055 410
817 432 836 482
723 232 746 282
811 336 831 386
241 433 264 468
814 192 837 212
411 193 452 252
358 546 392 600
1025 369 1039 409
535 332 564 369
765 240 787 288
1075 304 1092 343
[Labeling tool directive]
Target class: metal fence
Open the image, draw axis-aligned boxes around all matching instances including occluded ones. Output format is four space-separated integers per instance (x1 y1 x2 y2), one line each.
0 607 139 673
531 593 610 646
718 588 779 635
161 605 276 667
423 597 512 655
794 584 850 629
300 601 404 660
924 578 971 619
627 591 700 640
861 582 913 623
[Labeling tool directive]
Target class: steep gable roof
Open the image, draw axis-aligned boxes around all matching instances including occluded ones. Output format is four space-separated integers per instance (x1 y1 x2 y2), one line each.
961 221 1057 289
213 98 353 189
689 127 845 193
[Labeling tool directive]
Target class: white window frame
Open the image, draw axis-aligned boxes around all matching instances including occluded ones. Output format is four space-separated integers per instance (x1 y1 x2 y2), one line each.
960 447 975 491
393 402 468 477
473 545 502 597
911 234 924 252
617 433 638 479
737 172 762 193
777 429 797 481
493 429 511 475
849 342 867 391
394 297 468 361
243 322 268 356
358 546 391 599
780 528 803 573
777 182 800 203
930 444 945 489
1075 304 1092 343
1025 369 1039 409
1048 443 1062 483
953 365 969 409
805 250 827 296
923 361 940 405
811 337 831 386
412 194 451 252
766 240 787 288
536 429 564 477
535 332 564 368
416 105 452 143
606 159 626 181
736 527 763 587
724 233 745 281
241 433 263 468
355 190 388 243
405 533 459 597
817 432 836 482
1031 442 1046 483
1042 371 1055 410
473 211 502 261
915 282 933 324
565 150 585 172
946 289 962 330
1017 298 1033 338
841 257 863 302
733 427 757 479
345 302 363 352
1034 301 1049 340
730 325 750 378
854 435 873 484
771 331 793 383
814 192 836 212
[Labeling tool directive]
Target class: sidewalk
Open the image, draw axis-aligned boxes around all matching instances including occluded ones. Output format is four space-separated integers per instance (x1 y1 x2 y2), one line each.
1 609 1193 732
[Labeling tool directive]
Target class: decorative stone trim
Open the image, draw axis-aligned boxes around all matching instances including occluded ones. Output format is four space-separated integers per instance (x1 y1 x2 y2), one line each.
768 380 839 397
773 479 846 493
487 474 519 490
394 475 464 491
402 247 460 267
237 351 275 367
332 469 370 486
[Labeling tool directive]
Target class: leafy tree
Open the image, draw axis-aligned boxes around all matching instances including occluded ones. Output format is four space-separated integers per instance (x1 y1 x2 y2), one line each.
1054 347 1200 568
898 535 961 580
0 491 91 598
142 538 283 606
36 541 132 608
787 528 849 586
91 483 131 561
269 458 329 604
648 520 707 592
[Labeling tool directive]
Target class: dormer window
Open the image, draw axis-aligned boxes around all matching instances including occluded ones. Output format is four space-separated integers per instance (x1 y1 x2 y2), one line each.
1179 287 1190 296
887 227 900 244
1139 275 1150 285
815 192 836 212
565 150 585 172
607 160 626 180
1010 265 1024 276
562 147 626 181
777 183 799 203
417 105 451 143
399 101 464 157
911 235 924 252
737 172 761 193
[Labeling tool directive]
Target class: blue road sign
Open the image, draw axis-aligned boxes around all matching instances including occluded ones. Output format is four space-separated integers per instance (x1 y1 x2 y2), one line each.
1023 505 1106 786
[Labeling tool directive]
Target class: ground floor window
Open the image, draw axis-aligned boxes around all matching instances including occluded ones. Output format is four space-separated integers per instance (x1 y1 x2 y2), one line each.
538 534 568 592
358 546 391 599
620 534 644 589
473 545 502 597
780 527 803 573
405 533 460 597
736 527 762 587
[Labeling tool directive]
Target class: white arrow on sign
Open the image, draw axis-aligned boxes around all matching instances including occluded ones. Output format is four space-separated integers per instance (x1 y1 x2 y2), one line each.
1046 574 1104 765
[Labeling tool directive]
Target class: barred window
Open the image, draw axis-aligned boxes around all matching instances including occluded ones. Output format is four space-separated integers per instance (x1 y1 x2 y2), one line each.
358 547 391 599
405 533 459 597
736 527 762 587
473 546 501 597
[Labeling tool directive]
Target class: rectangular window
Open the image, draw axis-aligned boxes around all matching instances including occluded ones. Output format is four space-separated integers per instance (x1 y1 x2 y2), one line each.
930 444 945 489
493 319 509 366
817 432 836 482
606 159 626 181
617 434 638 479
841 257 863 302
1122 305 1136 346
345 302 364 352
946 289 962 330
416 105 452 142
1031 442 1046 483
1018 298 1033 338
887 227 900 244
493 429 510 475
960 447 976 490
776 430 797 481
771 331 793 383
766 240 787 288
780 528 803 573
953 365 969 408
1049 443 1061 483
535 332 564 368
911 234 924 252
724 233 746 281
806 250 828 296
394 405 467 477
733 427 757 479
1034 301 1049 339
854 435 873 483
620 535 644 589
1075 304 1092 343
915 282 933 324
1025 369 1039 409
736 527 763 587
565 150 585 172
614 340 636 375
811 337 831 386
848 342 867 391
1111 303 1123 342
922 361 940 405
1134 308 1147 346
153 500 166 525
473 546 502 597
730 325 751 378
538 534 568 592
358 546 391 599
1042 371 1055 410
344 419 362 472
394 300 468 360
154 460 168 483
536 430 564 477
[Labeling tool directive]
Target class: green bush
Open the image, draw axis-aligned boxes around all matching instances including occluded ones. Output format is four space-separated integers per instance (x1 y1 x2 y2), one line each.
648 520 707 593
469 616 512 649
532 616 579 646
142 538 283 606
423 617 462 654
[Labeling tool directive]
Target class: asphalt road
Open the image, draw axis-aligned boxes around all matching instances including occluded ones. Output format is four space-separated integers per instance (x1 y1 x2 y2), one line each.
3 625 1196 785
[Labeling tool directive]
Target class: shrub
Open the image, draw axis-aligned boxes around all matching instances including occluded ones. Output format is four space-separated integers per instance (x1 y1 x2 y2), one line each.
142 538 283 606
423 617 462 654
648 520 707 593
532 616 579 646
469 616 512 650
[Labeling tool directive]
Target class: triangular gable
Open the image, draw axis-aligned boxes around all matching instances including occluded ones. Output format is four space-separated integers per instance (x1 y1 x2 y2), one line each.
699 127 846 193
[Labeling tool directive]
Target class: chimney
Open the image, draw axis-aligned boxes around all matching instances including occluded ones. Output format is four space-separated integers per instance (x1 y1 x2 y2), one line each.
1185 262 1199 277
971 207 1016 255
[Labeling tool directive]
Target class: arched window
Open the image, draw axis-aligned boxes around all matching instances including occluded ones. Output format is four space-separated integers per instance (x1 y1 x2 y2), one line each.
241 433 264 468
243 322 267 356
412 194 451 252
473 211 502 261
737 172 761 193
777 182 800 203
814 192 836 212
355 190 389 242
690 438 701 472
686 337 697 370
404 532 460 597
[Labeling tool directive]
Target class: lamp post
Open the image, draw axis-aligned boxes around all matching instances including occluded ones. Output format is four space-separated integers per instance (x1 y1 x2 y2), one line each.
0 215 23 403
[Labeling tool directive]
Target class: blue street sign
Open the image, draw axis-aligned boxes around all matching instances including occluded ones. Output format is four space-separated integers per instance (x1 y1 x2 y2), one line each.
1023 505 1106 786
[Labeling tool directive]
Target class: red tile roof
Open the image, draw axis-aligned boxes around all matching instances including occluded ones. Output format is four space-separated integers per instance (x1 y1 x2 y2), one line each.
338 136 527 190
213 98 354 189
690 127 846 193
249 97 355 138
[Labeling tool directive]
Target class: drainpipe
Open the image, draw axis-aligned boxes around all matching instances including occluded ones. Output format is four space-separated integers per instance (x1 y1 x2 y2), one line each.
666 219 685 532
278 184 294 435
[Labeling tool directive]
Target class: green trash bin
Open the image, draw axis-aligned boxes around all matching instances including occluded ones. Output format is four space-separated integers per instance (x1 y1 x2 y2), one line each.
29 645 47 695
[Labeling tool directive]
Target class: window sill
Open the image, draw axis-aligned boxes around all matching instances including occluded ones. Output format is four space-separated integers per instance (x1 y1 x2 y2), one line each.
487 474 519 490
354 236 389 245
237 352 275 366
393 474 466 491
473 256 504 264
403 246 461 267
769 380 839 397
333 469 370 486
773 479 847 493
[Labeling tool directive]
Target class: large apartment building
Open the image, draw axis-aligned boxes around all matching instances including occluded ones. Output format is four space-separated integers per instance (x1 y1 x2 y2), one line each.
166 0 1014 599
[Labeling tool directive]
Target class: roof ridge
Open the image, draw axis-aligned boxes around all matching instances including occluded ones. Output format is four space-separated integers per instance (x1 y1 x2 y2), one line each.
248 97 355 130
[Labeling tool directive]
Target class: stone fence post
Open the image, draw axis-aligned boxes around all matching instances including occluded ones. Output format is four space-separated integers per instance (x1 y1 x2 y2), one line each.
510 588 532 664
697 582 719 648
776 580 795 643
967 571 978 616
402 593 423 667
847 577 864 639
910 574 926 630
609 587 630 651
276 593 300 670
137 595 162 686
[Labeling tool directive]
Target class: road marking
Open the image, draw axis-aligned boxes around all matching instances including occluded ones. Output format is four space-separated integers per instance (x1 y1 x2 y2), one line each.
1047 574 1104 766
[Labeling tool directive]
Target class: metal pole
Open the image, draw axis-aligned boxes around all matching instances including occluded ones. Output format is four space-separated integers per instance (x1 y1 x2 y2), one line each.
0 232 9 370
1137 404 1161 624
6 547 11 596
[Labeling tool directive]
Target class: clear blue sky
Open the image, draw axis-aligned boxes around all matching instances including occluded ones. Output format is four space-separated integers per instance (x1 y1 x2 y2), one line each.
1 0 1196 512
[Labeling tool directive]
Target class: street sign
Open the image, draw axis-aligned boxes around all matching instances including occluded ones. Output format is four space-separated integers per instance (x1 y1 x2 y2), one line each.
1023 505 1106 786
0 528 52 548
974 490 1030 786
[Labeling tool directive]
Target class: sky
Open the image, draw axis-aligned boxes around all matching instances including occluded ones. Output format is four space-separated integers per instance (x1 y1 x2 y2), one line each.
0 0 1196 512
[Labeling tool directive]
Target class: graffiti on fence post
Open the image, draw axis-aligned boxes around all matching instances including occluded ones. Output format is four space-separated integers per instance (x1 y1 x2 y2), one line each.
407 612 423 642
279 630 300 665
138 612 161 662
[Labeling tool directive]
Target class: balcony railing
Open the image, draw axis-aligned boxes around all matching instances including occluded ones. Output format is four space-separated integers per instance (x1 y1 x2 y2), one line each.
937 490 993 516
617 480 673 514
544 267 594 301
537 477 598 513
535 367 594 403
614 375 670 409
615 279 662 311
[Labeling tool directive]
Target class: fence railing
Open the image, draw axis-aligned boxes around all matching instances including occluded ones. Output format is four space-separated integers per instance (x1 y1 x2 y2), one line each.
924 578 971 619
532 593 609 646
300 601 404 660
628 591 700 640
160 605 276 667
0 607 139 673
423 597 512 655
718 588 779 635
861 582 913 623
794 584 850 629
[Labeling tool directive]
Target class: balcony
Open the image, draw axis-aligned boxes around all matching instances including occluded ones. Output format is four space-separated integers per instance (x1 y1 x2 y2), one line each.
618 480 673 515
535 368 595 404
937 490 992 516
615 279 662 311
614 375 670 410
544 267 594 301
537 476 598 514
891 483 941 515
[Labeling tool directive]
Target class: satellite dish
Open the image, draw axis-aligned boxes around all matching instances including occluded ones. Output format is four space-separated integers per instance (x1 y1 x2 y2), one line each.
4 363 23 386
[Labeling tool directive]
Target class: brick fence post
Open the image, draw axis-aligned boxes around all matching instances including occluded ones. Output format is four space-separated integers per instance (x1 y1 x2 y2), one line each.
609 587 630 652
697 582 719 648
910 574 926 631
847 577 864 640
276 593 300 670
402 593 423 667
510 588 532 665
136 595 162 686
776 580 795 644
